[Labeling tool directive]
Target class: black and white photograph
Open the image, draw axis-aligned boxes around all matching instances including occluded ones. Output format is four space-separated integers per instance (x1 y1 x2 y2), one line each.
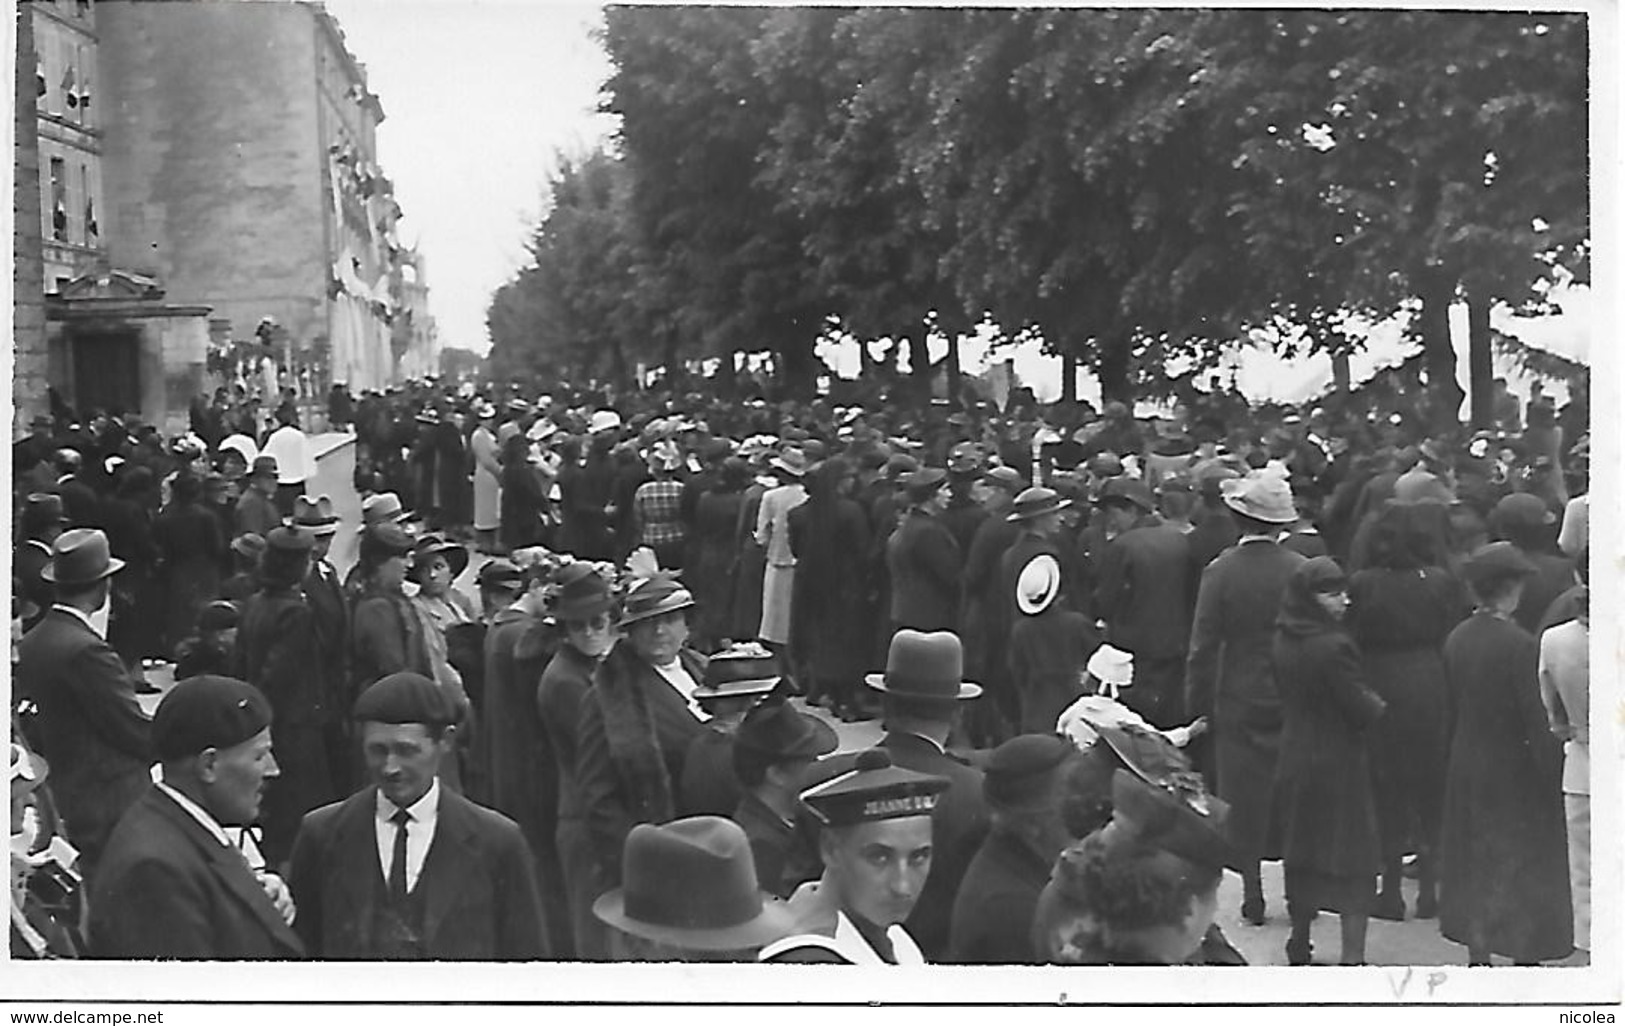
4 0 1616 1015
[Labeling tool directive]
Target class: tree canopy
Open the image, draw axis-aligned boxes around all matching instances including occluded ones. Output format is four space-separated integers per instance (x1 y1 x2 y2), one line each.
487 8 1588 418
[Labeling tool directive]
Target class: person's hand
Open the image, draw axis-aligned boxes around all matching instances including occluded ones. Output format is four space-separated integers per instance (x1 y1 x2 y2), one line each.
257 871 297 926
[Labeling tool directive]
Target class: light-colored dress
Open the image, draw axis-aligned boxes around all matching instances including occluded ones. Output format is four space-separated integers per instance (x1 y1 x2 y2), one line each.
471 425 502 532
754 482 807 644
1539 616 1589 949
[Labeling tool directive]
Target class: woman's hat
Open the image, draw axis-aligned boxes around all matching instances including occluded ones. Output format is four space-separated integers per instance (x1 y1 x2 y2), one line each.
698 642 782 701
548 562 617 622
1085 644 1135 688
414 408 441 426
769 448 809 479
408 533 469 581
1219 473 1297 524
1096 478 1154 513
473 402 497 421
217 434 258 466
1006 486 1072 522
618 575 695 627
1462 540 1537 591
527 418 558 442
476 558 524 591
292 494 340 536
1492 491 1557 532
734 695 838 761
984 734 1072 812
1105 768 1234 872
865 629 982 701
41 528 125 586
593 817 796 951
1015 553 1062 616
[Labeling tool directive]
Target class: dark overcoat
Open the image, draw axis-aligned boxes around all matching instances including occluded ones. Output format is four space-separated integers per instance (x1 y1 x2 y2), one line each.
288 786 546 960
887 509 962 631
15 609 151 867
960 513 1022 682
1347 565 1464 859
729 484 769 641
153 502 225 651
236 586 337 866
536 640 603 959
1270 612 1386 885
89 787 304 959
1097 516 1193 659
574 644 708 888
1437 612 1572 961
687 487 743 644
788 495 872 682
948 826 1053 964
303 558 352 792
1185 538 1306 864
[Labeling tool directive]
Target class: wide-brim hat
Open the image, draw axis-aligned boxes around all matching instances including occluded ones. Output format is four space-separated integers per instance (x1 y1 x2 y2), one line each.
699 642 782 701
588 409 623 435
41 528 125 585
527 418 559 441
593 817 796 951
618 575 695 627
735 696 838 760
409 533 469 580
1492 491 1557 530
900 466 948 497
1007 485 1072 522
865 629 982 700
293 494 340 535
1015 553 1062 616
769 448 808 478
1106 768 1234 871
473 402 497 420
1219 473 1297 524
358 492 410 532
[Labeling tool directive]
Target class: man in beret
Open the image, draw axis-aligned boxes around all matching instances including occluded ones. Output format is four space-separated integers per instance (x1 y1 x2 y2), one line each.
287 672 545 959
15 529 152 876
949 734 1075 963
89 677 303 959
760 748 949 965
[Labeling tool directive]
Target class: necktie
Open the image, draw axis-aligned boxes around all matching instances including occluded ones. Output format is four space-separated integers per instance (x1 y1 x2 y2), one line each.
388 807 411 899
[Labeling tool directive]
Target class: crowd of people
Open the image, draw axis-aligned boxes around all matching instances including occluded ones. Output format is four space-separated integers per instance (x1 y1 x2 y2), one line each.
9 368 1591 969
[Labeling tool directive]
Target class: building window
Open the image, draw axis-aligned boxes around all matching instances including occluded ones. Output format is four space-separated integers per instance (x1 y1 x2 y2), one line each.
50 158 69 242
82 163 98 244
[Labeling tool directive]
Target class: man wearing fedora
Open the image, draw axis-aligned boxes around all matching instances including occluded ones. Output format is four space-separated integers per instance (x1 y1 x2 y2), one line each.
594 816 795 961
15 494 69 633
732 694 838 899
536 561 619 959
234 455 282 538
89 676 301 959
288 672 545 959
860 629 990 962
295 495 352 793
760 748 950 964
575 576 709 907
1185 471 1306 925
1095 477 1194 729
887 467 962 635
15 529 152 876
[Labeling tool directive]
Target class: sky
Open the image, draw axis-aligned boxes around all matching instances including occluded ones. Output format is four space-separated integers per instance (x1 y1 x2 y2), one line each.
320 0 617 358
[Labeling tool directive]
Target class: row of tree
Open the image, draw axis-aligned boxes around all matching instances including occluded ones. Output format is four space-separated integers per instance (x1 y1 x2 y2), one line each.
486 8 1587 428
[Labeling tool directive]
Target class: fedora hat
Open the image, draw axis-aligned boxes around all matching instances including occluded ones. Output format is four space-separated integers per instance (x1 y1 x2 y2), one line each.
900 466 948 497
1219 473 1297 524
698 642 782 701
230 532 267 561
408 533 469 581
865 629 982 701
1097 477 1154 513
734 694 837 761
769 448 808 479
1015 553 1062 616
619 575 695 627
548 562 617 622
593 817 795 951
41 528 125 586
357 492 410 532
248 455 279 480
1006 485 1072 523
293 494 340 535
21 493 68 535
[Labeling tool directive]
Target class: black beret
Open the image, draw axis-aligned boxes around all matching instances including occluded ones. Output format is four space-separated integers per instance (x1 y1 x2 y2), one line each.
353 671 457 726
984 733 1072 810
153 676 273 761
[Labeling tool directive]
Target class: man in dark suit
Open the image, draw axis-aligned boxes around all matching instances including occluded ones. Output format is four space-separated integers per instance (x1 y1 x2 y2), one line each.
1095 478 1194 728
234 456 282 539
863 630 990 963
89 676 303 959
886 469 962 634
288 672 545 960
14 494 68 632
15 529 152 873
52 449 100 529
295 495 352 793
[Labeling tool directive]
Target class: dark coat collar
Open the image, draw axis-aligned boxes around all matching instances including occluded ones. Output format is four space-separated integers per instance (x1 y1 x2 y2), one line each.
144 788 304 955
